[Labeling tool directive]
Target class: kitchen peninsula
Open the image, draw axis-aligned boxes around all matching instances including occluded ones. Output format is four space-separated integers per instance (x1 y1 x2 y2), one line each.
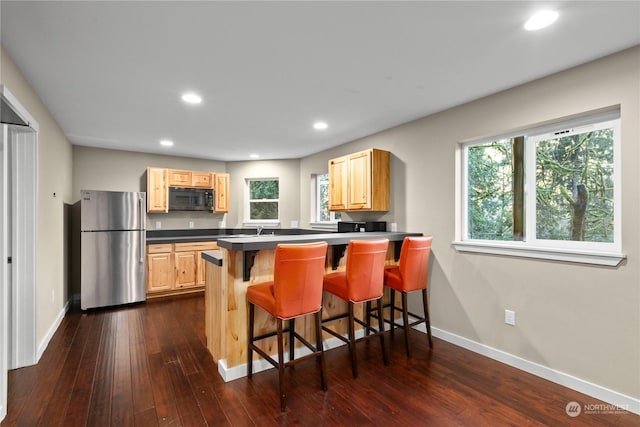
202 231 421 381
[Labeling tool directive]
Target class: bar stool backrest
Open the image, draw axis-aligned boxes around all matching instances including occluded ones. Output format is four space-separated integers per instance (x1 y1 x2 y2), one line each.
273 241 328 319
345 239 389 302
398 236 433 292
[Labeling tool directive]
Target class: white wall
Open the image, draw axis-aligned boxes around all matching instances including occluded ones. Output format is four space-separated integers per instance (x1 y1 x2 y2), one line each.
72 145 227 230
300 46 640 401
225 159 301 229
1 46 73 350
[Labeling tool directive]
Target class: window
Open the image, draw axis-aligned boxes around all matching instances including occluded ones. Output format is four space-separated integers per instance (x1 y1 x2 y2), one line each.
246 178 279 222
313 173 341 224
456 110 623 266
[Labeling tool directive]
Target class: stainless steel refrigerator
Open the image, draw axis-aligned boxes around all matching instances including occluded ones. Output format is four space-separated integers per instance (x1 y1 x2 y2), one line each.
80 190 146 310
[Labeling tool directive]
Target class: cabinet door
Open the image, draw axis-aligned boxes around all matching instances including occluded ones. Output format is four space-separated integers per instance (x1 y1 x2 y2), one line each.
214 173 230 213
147 252 174 292
348 150 372 210
192 171 213 188
169 169 192 187
174 251 197 288
328 156 348 211
147 167 168 213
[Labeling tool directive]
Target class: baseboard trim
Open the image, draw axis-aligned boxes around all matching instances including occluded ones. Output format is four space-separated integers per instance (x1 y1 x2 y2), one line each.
36 299 70 363
424 325 640 416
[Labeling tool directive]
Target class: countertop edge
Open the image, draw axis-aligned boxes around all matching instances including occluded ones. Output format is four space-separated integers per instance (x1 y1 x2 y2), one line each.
201 250 223 266
215 231 422 251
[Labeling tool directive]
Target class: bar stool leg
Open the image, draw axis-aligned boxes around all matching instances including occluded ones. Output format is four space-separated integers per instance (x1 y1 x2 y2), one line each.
314 311 328 391
289 318 296 361
277 318 286 411
377 298 388 365
389 289 396 339
401 292 411 357
365 301 372 336
348 302 358 378
248 302 255 378
422 288 433 349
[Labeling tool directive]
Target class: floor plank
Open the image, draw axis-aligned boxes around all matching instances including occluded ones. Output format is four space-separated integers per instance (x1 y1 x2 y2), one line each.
2 294 638 426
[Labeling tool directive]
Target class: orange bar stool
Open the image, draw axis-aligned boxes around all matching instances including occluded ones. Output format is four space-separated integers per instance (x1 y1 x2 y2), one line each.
380 236 433 357
322 238 389 378
247 241 329 412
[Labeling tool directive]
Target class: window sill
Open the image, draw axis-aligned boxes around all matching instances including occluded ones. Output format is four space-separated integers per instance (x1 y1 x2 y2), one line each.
452 241 626 267
243 221 280 227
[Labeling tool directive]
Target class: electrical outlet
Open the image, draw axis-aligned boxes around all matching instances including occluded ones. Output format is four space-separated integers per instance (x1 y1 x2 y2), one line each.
155 221 161 229
504 309 516 326
189 221 194 229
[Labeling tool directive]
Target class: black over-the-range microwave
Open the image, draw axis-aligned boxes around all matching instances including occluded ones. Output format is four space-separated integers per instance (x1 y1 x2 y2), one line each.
168 187 214 211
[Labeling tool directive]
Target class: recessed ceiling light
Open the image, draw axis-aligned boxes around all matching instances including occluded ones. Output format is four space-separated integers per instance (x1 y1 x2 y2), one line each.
160 139 174 147
181 92 202 104
524 10 559 31
249 153 260 159
313 121 328 130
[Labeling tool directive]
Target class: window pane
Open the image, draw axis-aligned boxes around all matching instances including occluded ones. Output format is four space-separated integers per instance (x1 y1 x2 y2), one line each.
250 180 279 199
535 127 614 242
467 139 514 240
250 201 278 220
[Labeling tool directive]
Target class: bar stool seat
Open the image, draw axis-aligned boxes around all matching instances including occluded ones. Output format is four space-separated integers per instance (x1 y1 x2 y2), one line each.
247 241 328 412
321 238 389 378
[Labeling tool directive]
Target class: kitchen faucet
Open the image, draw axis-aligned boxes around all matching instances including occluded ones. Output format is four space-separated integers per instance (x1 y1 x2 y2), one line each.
256 225 263 236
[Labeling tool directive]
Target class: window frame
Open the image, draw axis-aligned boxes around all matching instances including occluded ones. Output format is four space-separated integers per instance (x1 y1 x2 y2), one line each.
244 177 280 225
310 173 341 228
454 109 625 267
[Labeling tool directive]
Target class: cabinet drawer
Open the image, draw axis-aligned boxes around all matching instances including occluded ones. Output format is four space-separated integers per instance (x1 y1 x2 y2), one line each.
174 241 218 252
147 243 173 254
192 172 213 188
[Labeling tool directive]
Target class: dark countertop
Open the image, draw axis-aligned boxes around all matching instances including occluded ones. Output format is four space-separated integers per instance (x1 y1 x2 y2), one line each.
146 228 326 244
215 231 422 251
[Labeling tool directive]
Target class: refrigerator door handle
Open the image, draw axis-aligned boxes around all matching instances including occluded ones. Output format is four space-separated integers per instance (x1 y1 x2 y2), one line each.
139 196 145 263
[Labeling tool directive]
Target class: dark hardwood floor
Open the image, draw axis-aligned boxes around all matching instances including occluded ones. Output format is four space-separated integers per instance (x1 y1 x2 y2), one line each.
1 294 637 426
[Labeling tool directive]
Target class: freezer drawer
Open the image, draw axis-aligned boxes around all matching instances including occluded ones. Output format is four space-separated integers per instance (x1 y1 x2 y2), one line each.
81 230 146 310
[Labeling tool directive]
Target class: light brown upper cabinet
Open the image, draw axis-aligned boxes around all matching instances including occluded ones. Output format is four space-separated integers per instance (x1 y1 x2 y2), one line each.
328 148 390 212
147 167 169 213
192 171 213 188
147 167 229 213
168 169 192 187
214 173 230 213
328 155 348 211
169 169 213 188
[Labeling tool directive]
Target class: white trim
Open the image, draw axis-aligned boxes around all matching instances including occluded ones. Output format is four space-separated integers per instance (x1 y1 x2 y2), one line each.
451 240 625 267
0 125 9 422
458 110 622 258
36 299 70 363
245 177 280 223
419 325 640 416
0 85 39 132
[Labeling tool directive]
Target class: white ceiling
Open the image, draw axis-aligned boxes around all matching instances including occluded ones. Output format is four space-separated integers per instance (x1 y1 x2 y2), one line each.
1 1 639 161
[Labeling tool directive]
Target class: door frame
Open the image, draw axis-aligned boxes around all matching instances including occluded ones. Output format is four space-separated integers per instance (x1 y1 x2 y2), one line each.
0 85 38 421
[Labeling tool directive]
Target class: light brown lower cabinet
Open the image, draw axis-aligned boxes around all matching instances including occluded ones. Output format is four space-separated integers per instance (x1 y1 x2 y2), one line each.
146 241 218 297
